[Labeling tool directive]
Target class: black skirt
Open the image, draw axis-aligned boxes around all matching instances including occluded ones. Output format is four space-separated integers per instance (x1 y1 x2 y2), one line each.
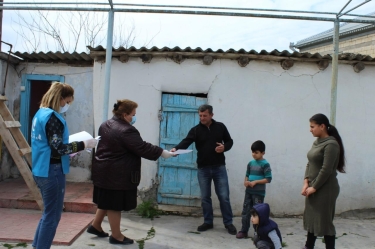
93 186 137 211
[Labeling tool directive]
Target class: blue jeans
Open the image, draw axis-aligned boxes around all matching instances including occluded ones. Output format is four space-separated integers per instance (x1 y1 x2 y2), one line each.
197 165 233 225
240 192 264 233
32 163 65 249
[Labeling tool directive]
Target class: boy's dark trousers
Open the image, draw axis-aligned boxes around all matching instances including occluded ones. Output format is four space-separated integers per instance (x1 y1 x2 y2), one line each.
255 240 275 249
240 191 264 233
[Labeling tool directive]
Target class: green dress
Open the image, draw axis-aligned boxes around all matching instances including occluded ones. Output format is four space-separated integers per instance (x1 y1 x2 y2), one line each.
304 136 340 236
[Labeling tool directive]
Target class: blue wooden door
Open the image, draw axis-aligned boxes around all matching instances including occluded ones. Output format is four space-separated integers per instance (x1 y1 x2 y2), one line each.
157 94 207 206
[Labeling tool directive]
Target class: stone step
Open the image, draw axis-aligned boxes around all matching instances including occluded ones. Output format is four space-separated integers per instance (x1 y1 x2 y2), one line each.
0 177 96 214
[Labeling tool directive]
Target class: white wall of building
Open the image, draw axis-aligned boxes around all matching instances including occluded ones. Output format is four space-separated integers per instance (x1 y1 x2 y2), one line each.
93 57 375 215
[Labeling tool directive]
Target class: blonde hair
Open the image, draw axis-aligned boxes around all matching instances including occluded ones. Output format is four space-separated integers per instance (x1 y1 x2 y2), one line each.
112 99 138 119
40 82 74 112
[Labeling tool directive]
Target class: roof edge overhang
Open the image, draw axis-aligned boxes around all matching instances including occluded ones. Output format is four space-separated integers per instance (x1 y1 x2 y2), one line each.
88 49 375 65
295 24 375 49
0 52 21 65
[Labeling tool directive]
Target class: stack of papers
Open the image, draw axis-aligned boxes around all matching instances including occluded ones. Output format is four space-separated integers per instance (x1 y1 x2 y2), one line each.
171 149 193 155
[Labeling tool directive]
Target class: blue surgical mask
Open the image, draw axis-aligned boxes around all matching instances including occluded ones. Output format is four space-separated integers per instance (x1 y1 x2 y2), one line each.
59 103 70 113
130 116 136 125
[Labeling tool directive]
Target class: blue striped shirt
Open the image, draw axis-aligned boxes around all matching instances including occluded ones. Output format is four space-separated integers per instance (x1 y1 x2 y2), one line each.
245 159 272 196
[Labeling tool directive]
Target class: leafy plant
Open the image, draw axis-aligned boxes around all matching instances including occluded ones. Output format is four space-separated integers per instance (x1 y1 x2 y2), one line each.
136 227 156 249
2 243 27 249
136 201 162 219
282 241 288 247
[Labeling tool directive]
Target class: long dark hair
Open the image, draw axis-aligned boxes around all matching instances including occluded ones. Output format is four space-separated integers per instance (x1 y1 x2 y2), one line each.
310 113 346 173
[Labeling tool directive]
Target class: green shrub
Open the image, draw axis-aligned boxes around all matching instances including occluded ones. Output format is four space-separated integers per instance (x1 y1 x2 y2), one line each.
136 201 162 219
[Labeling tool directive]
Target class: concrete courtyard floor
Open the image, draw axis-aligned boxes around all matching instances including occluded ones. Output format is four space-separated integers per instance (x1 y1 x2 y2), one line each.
2 213 374 249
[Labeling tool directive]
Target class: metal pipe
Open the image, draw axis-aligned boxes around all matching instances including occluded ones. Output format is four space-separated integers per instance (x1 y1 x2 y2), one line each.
113 3 375 18
3 2 375 19
1 6 374 24
102 9 114 122
330 19 340 125
337 0 352 16
338 0 371 17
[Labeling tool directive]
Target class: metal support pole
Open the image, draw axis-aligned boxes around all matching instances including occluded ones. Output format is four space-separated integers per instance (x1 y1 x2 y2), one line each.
330 19 340 125
103 9 114 122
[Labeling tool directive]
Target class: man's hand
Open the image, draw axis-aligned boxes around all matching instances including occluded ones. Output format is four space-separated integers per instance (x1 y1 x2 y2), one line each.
215 142 224 153
169 148 178 157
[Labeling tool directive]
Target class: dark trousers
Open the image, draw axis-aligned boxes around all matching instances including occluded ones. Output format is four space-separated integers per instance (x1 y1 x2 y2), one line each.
197 165 234 225
240 191 264 233
306 232 335 249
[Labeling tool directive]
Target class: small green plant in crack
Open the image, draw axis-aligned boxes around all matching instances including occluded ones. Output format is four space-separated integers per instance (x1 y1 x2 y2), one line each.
136 227 156 249
2 243 27 249
136 201 163 219
282 241 288 247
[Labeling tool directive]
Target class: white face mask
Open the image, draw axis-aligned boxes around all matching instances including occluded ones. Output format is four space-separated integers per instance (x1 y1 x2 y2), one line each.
60 103 70 113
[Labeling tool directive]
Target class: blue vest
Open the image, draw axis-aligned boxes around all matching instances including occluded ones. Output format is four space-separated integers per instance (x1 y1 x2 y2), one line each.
31 108 70 177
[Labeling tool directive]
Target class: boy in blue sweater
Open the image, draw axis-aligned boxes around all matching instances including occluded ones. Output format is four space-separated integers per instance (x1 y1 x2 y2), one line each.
236 140 272 239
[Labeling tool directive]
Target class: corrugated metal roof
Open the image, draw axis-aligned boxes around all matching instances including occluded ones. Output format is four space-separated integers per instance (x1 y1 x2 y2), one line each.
295 12 375 49
88 46 375 63
88 45 332 59
11 46 375 64
12 51 93 65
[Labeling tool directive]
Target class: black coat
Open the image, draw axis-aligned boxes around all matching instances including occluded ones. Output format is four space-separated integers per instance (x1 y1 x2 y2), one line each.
174 119 233 167
92 116 163 190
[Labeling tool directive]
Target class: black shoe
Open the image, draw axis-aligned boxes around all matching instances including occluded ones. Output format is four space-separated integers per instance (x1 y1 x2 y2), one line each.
197 223 213 231
109 235 134 245
86 225 109 237
225 224 237 235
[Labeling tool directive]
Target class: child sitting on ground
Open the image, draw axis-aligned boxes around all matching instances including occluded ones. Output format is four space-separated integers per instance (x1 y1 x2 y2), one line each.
251 203 282 249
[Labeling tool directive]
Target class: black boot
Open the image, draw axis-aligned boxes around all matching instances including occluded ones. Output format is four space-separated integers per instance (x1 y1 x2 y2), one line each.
324 235 335 249
304 232 317 249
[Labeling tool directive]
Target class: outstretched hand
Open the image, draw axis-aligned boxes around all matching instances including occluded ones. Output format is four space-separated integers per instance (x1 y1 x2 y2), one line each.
215 142 224 153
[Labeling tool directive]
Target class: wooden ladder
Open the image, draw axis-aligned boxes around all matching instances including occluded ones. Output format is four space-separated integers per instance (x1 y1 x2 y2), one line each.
0 95 43 210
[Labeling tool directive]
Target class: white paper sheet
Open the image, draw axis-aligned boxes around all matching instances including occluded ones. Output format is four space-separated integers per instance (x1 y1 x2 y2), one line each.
69 131 93 143
171 149 193 155
68 131 100 157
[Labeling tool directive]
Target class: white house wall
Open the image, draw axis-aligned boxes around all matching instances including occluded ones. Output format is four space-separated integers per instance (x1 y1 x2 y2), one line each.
93 57 375 215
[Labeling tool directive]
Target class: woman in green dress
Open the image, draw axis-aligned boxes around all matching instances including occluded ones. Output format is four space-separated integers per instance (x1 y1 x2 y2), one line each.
301 113 346 249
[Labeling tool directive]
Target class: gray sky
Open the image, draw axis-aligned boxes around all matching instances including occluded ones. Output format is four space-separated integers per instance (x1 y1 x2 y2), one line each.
2 0 375 53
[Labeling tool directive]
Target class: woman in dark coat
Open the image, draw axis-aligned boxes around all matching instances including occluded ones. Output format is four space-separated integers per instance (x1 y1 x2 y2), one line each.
87 99 173 245
301 113 346 249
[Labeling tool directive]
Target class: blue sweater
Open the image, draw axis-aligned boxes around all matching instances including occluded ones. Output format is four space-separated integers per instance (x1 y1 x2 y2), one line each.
246 159 272 196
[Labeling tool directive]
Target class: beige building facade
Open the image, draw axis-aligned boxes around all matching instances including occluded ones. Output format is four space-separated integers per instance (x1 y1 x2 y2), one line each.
305 33 375 57
293 13 375 57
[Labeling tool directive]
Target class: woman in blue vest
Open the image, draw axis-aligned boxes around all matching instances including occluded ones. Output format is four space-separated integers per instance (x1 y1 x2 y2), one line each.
31 82 98 249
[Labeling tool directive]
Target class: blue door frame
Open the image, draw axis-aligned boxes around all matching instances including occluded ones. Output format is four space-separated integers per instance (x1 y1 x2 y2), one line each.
20 74 64 140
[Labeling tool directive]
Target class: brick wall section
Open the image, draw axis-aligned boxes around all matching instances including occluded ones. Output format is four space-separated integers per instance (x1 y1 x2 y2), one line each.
300 33 375 57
